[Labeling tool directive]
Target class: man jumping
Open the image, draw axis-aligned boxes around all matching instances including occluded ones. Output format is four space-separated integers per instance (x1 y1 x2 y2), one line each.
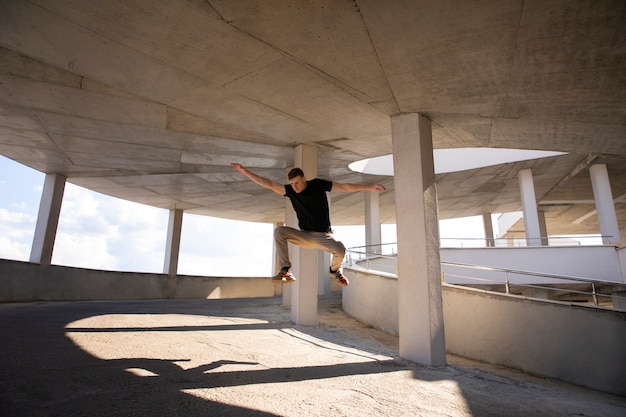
231 163 386 286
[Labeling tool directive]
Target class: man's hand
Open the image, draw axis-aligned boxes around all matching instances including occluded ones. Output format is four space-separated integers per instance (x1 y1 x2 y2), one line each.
230 162 245 172
372 184 386 192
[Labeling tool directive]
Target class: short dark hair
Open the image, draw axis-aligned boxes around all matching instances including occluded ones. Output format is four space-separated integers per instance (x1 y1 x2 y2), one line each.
288 167 305 179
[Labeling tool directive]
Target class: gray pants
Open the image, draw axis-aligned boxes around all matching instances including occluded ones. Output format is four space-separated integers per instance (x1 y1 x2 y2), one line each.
274 226 346 272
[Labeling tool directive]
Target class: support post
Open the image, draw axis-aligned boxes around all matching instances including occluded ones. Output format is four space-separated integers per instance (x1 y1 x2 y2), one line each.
482 213 495 247
290 144 319 325
391 113 446 367
318 192 331 295
283 170 297 307
589 164 622 246
163 209 183 276
30 173 66 265
365 191 382 253
538 210 549 246
518 169 541 247
318 251 331 295
273 221 284 297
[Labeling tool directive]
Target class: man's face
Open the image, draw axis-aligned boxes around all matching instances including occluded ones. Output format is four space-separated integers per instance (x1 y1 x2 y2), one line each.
290 175 307 193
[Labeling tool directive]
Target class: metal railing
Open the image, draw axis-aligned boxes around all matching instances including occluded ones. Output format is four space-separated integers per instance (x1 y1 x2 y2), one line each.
440 261 625 308
345 243 398 274
345 244 626 310
440 235 615 248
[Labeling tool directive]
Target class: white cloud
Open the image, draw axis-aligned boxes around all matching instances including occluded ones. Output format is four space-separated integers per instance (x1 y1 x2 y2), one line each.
0 208 36 236
178 214 273 276
53 233 119 270
0 208 36 260
0 236 31 260
52 184 167 273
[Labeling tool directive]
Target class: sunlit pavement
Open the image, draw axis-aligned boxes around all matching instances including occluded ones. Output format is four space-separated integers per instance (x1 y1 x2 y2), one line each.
1 294 624 417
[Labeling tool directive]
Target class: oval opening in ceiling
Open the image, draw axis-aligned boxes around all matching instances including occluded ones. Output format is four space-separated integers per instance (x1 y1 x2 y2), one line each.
348 148 567 175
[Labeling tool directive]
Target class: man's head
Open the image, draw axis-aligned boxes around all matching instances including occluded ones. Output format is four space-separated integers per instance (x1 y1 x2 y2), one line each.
288 168 307 193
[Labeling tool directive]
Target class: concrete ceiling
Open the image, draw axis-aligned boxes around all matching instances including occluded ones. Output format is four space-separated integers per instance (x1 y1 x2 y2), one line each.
0 0 625 236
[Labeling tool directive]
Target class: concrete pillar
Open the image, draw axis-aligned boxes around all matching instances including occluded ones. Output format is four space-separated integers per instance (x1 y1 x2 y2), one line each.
318 251 331 295
163 209 183 276
273 221 284 297
589 164 622 245
482 213 495 247
283 172 297 307
30 173 66 265
365 191 382 253
318 193 331 295
518 169 541 247
612 291 626 311
290 144 319 325
538 210 549 246
532 287 549 300
391 113 446 367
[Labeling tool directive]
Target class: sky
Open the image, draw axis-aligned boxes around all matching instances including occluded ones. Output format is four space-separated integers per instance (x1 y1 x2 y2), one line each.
0 155 487 276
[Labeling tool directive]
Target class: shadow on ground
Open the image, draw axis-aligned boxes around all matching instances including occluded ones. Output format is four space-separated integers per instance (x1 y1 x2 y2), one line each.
0 296 624 417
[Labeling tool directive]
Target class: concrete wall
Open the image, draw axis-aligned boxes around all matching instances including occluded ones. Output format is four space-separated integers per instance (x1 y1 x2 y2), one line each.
343 266 626 397
0 259 277 302
342 267 398 335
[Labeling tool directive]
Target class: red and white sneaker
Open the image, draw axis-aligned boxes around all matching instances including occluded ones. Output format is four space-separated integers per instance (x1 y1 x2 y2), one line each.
329 268 349 286
273 268 296 284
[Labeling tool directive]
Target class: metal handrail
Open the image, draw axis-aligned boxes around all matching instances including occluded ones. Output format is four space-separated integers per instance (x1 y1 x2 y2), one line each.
345 244 398 273
348 234 616 254
441 261 608 284
345 246 626 309
440 262 626 308
440 235 615 248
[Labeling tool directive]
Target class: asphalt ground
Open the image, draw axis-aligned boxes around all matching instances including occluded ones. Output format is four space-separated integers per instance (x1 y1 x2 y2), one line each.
1 294 624 417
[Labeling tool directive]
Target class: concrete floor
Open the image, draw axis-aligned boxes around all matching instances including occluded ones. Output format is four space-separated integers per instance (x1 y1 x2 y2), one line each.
1 294 624 417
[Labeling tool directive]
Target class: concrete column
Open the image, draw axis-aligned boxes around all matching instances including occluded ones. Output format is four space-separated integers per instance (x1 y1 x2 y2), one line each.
291 144 319 325
391 113 446 367
518 169 541 247
30 173 66 265
273 221 284 297
482 213 495 247
532 288 549 300
318 251 331 295
318 193 331 295
365 191 381 253
163 209 183 276
283 170 297 307
589 164 622 245
538 210 549 246
612 291 626 311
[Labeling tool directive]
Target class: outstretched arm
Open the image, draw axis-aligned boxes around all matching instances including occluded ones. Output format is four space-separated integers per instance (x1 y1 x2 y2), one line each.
332 181 386 193
230 163 285 195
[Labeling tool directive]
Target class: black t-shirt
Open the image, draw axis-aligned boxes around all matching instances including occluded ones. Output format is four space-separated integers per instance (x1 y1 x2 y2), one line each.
284 178 332 232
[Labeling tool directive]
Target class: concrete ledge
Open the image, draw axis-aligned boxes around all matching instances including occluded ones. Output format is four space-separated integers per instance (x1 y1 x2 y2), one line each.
0 259 277 301
342 266 626 397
